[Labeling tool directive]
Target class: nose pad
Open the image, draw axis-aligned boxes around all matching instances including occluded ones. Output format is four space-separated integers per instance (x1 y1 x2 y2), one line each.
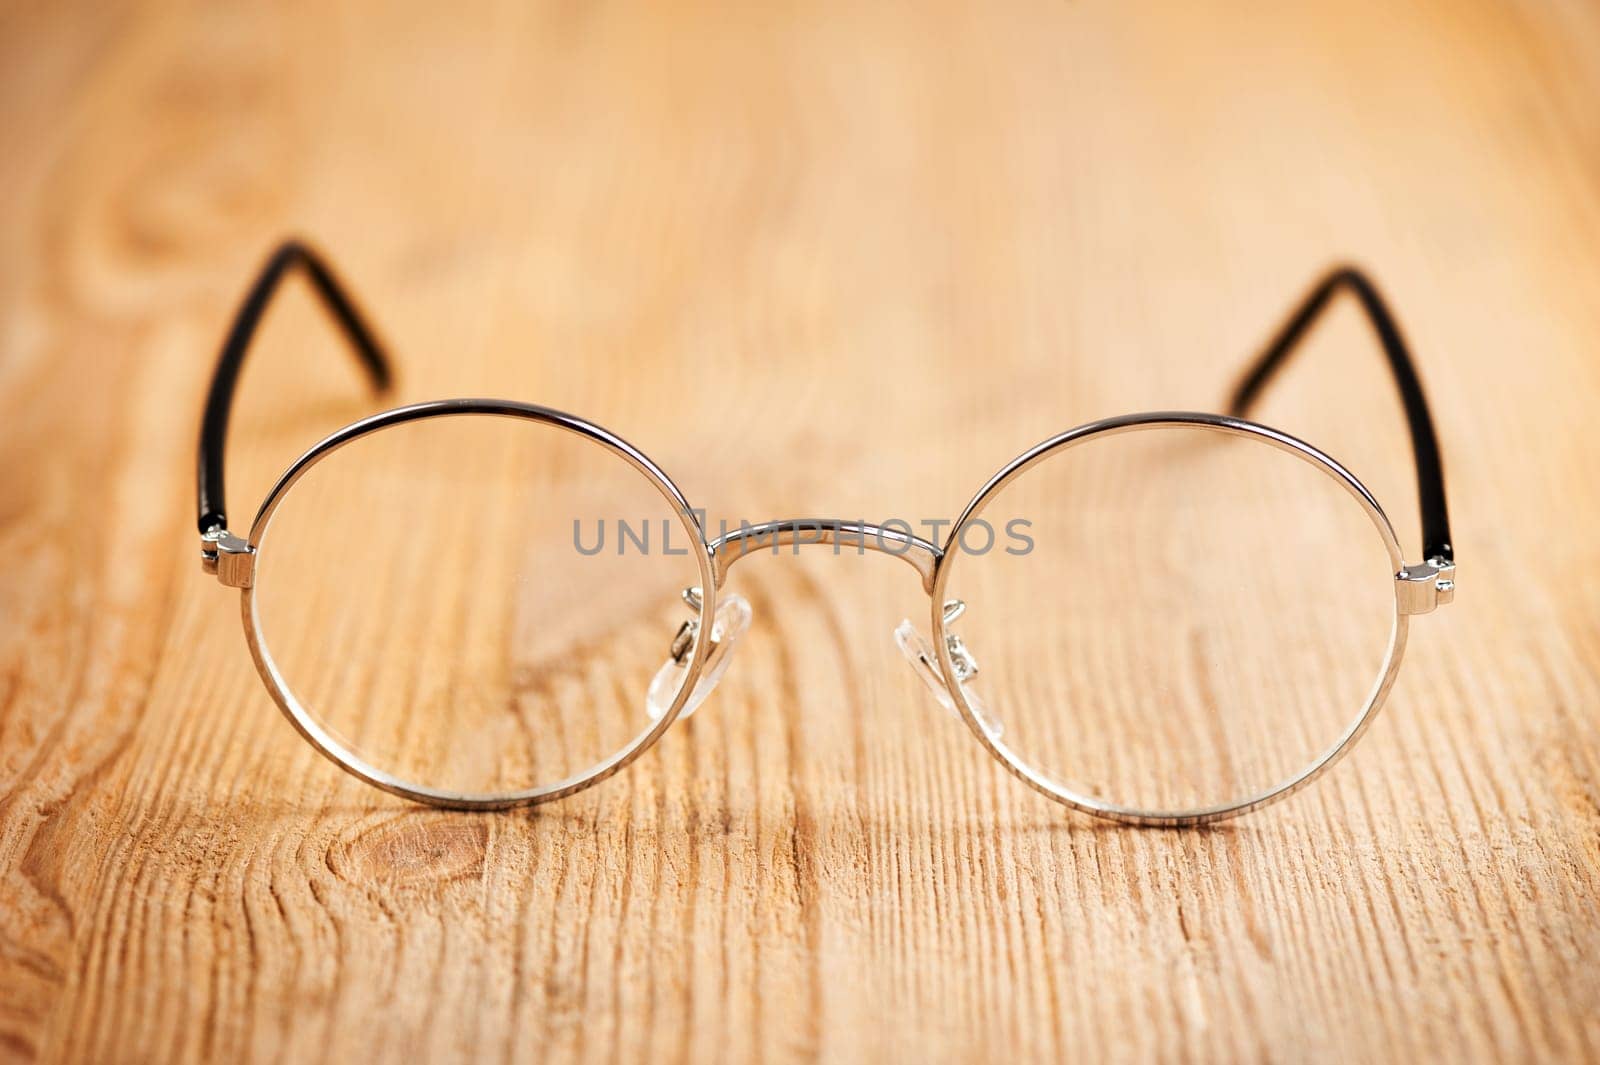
646 588 752 721
893 600 1003 738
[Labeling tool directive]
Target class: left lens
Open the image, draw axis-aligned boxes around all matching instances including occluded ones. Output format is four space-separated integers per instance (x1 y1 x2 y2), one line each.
247 408 709 801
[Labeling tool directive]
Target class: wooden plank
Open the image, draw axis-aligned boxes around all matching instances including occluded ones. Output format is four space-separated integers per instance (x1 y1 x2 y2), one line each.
2 0 1598 1061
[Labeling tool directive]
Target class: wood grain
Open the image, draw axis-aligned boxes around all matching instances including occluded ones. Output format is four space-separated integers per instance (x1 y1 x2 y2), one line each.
3 0 1600 1061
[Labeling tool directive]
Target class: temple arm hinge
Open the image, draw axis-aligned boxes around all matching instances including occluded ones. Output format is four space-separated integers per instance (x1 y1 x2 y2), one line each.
1397 557 1455 615
201 527 256 588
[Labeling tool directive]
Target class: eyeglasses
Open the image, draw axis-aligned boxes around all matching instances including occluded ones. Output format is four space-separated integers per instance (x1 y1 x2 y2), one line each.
197 240 1455 826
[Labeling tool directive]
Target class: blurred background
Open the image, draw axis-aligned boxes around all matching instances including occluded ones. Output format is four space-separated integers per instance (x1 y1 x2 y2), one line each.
2 2 1598 1063
4 2 1597 545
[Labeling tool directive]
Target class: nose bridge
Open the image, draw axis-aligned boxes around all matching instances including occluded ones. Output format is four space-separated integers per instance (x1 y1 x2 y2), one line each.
708 519 942 593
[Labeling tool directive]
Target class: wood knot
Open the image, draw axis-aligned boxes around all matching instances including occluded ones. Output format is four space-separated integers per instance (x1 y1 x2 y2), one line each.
331 816 488 887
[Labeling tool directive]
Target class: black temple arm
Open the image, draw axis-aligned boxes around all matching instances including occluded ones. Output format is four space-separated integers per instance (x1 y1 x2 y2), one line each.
197 239 393 533
1227 266 1452 564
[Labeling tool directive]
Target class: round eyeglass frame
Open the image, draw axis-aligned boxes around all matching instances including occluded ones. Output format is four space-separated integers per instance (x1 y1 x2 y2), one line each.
929 411 1409 827
236 403 1407 824
240 398 720 810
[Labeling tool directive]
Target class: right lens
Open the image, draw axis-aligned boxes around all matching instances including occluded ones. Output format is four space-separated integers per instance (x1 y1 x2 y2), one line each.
247 409 709 800
936 420 1400 817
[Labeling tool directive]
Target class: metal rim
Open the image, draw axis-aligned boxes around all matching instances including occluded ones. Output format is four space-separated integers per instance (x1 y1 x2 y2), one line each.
930 410 1409 827
240 398 717 810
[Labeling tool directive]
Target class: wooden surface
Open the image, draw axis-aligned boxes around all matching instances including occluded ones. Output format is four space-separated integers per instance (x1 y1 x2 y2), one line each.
4 1 1600 1061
